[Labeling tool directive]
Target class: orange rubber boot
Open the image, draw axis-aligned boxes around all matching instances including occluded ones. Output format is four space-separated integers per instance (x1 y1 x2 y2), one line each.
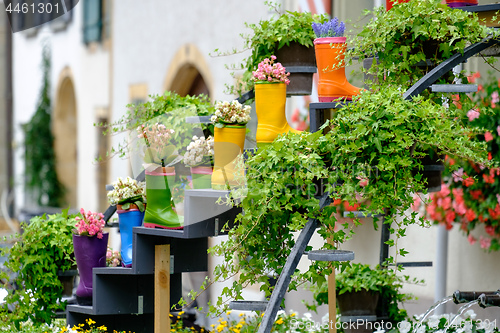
255 82 301 148
314 37 361 102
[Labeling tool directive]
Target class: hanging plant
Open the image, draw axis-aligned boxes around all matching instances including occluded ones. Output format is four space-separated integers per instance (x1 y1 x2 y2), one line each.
22 45 65 207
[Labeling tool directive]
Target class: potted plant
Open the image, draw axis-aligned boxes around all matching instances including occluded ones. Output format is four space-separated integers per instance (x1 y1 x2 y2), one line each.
137 121 183 229
72 208 108 305
252 56 301 148
313 264 418 324
220 3 328 97
312 17 361 101
210 100 250 189
99 91 214 172
0 209 76 326
183 135 214 189
107 176 146 267
348 0 492 89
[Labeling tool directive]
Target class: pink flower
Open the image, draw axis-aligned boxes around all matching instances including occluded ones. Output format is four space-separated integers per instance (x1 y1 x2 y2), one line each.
480 236 491 249
492 91 500 108
468 234 477 245
497 125 500 136
452 168 464 183
467 109 480 121
484 131 494 142
485 225 496 236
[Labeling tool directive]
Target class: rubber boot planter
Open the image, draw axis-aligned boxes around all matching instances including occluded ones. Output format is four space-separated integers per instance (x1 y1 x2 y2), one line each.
117 206 144 267
73 233 109 306
190 165 213 189
255 82 300 148
314 37 361 102
143 166 182 229
211 126 246 188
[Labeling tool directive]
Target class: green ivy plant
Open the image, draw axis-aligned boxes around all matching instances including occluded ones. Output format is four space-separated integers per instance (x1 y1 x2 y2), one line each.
198 85 489 315
22 46 65 207
0 209 76 327
348 0 496 89
216 1 328 97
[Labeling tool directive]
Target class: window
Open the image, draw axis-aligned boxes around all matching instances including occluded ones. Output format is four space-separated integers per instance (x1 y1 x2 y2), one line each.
82 0 102 43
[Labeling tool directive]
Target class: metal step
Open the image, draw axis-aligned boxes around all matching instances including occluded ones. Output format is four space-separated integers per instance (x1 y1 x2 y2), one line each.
185 116 211 124
229 300 269 311
307 249 354 262
342 211 384 218
431 84 478 93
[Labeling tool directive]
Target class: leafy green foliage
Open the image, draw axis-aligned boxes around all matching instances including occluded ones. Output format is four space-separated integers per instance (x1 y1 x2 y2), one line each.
0 209 76 327
348 0 495 89
202 86 488 315
100 91 214 161
313 264 423 323
22 46 65 207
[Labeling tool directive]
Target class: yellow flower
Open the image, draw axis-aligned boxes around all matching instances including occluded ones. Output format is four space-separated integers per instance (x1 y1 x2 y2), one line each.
98 325 107 331
86 318 96 325
276 318 284 325
226 310 232 316
290 313 296 317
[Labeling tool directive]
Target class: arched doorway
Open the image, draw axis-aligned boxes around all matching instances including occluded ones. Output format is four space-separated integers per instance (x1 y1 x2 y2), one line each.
164 44 213 98
53 69 78 208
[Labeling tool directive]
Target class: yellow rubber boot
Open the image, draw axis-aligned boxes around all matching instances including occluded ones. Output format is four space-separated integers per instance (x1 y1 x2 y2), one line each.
314 37 361 102
211 125 246 189
255 82 301 148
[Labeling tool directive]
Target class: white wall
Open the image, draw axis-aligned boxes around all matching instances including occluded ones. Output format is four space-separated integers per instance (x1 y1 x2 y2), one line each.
13 5 109 213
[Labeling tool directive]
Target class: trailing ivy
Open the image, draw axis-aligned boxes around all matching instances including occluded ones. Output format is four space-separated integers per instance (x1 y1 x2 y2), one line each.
22 46 65 207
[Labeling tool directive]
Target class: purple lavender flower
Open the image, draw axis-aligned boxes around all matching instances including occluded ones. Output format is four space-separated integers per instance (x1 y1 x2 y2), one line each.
312 22 321 38
336 21 345 37
312 17 345 38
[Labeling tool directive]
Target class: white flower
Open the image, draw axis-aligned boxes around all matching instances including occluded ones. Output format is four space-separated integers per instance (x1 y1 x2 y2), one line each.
399 320 412 333
463 310 476 320
428 315 440 329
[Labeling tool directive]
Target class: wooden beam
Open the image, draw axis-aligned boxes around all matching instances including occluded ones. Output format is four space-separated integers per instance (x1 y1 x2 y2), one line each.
155 244 170 333
328 267 337 333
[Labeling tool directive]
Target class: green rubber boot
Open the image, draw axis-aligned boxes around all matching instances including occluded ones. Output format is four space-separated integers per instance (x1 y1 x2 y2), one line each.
143 168 182 229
